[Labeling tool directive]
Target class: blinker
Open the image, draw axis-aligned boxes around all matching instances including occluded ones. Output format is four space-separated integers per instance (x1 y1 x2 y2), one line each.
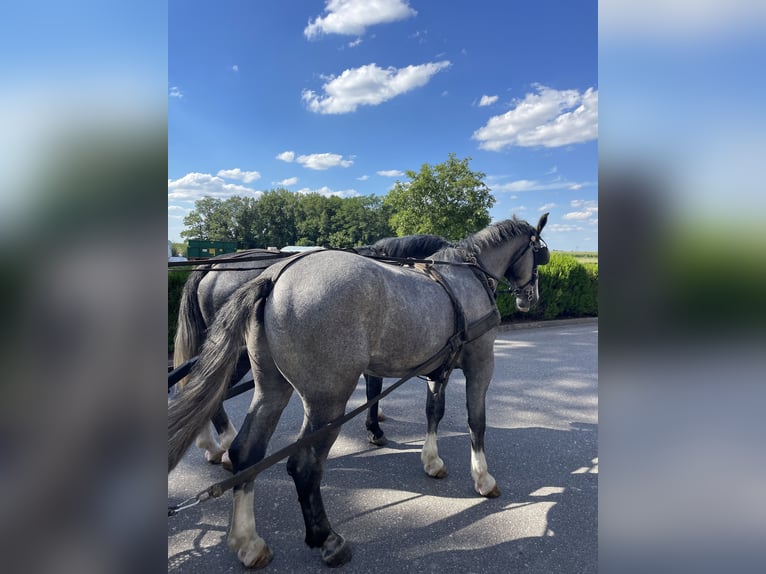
534 246 550 266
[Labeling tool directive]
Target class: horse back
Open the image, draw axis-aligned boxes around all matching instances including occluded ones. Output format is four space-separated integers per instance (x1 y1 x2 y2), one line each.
262 251 464 378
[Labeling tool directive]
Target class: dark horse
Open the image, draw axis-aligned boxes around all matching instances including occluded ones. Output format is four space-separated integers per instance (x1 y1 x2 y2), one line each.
172 235 453 464
168 215 549 569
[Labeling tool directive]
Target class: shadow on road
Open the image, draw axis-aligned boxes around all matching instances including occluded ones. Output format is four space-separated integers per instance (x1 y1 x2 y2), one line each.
169 422 596 573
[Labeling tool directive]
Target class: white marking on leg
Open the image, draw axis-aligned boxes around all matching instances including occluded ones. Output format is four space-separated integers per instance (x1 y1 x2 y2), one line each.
195 421 225 463
219 420 238 450
421 432 447 478
228 487 272 568
471 449 498 496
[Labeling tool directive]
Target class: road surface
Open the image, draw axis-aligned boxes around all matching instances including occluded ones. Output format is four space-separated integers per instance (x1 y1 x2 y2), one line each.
168 319 598 573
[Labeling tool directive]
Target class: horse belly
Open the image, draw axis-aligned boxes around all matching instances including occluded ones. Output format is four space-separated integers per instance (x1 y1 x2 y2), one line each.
364 279 455 377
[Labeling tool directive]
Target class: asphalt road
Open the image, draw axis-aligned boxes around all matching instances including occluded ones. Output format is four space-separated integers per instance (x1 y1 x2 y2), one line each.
168 319 598 573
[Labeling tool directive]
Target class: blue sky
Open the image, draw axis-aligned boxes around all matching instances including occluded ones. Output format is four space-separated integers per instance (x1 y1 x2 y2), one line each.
169 0 598 251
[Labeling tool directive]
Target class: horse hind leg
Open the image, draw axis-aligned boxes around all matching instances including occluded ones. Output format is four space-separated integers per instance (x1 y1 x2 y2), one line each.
287 402 354 567
194 419 226 463
196 353 251 465
192 404 238 465
421 376 448 478
226 369 293 568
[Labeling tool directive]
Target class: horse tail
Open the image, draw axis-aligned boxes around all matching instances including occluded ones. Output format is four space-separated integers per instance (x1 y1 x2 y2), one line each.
172 267 208 387
168 275 273 472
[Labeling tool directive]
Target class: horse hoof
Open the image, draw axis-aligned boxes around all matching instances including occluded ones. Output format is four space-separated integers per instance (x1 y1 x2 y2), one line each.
205 449 224 464
221 451 233 471
425 465 447 479
236 540 273 569
367 431 388 447
478 484 501 498
321 533 352 568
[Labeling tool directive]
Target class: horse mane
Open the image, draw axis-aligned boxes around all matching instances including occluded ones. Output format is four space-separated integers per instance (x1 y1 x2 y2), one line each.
452 217 536 257
372 234 452 258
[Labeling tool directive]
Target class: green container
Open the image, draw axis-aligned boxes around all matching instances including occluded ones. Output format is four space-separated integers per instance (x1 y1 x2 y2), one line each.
186 239 237 258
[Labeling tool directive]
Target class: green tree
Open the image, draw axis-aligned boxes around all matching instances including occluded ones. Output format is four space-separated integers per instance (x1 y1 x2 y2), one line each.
250 189 298 248
335 195 393 247
383 153 495 240
181 196 253 244
181 197 223 241
170 242 186 256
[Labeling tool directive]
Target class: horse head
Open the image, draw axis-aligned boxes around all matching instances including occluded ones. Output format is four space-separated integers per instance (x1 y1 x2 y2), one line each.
504 212 550 312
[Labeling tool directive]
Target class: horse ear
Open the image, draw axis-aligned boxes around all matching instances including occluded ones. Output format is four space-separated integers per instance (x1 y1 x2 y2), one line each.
537 212 549 235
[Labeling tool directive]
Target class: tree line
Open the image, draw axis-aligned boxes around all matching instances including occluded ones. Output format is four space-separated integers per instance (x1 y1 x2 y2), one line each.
180 154 496 249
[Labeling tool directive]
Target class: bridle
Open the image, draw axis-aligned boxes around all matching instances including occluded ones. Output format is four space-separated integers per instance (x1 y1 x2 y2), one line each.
507 235 549 302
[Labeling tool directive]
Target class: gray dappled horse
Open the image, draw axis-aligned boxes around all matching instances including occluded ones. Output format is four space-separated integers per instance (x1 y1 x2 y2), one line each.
173 235 453 464
168 214 549 569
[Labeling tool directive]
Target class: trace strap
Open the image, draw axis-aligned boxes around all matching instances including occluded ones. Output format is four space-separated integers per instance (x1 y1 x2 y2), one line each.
168 251 503 517
168 343 453 517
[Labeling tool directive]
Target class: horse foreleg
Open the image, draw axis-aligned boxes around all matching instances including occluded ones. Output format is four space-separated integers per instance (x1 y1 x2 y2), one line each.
365 374 388 446
287 415 352 567
421 376 448 478
465 373 500 498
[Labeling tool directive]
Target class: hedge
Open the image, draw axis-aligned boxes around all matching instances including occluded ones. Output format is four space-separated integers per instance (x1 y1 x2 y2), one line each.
496 253 598 321
168 253 597 352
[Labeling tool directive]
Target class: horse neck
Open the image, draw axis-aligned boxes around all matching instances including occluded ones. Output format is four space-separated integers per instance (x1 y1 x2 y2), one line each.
475 234 530 279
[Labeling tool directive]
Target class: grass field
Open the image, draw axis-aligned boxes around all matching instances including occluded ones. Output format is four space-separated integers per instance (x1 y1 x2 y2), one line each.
555 251 598 265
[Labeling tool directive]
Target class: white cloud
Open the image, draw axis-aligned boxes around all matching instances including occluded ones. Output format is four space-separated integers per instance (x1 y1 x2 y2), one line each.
167 172 262 201
348 38 362 48
302 61 451 114
478 94 498 107
377 169 403 177
276 177 299 186
297 186 360 198
296 152 353 170
563 199 598 221
216 168 261 183
473 84 598 150
305 0 417 39
276 150 296 162
539 202 557 211
571 199 597 209
549 223 585 233
169 86 183 99
490 178 592 193
168 205 189 213
232 65 239 72
357 174 370 181
563 210 594 220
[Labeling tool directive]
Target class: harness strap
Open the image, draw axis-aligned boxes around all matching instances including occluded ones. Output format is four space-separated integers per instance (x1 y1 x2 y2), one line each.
414 261 504 380
168 341 455 517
